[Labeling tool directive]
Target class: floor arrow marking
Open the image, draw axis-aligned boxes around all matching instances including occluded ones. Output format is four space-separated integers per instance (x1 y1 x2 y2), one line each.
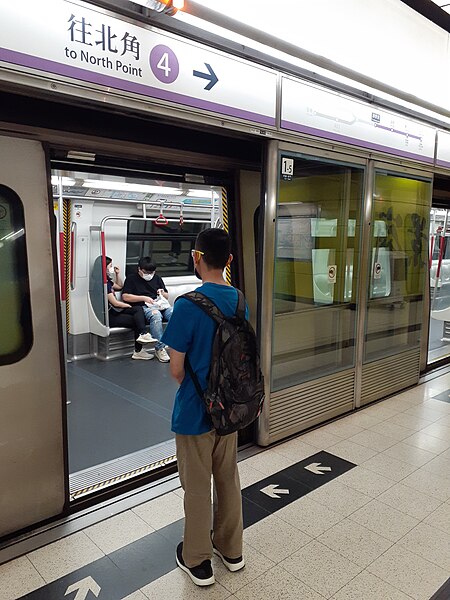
260 484 290 499
65 576 101 599
304 462 332 475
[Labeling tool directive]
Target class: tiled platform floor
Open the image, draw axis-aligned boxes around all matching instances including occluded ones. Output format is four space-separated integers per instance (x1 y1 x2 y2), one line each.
2 375 450 600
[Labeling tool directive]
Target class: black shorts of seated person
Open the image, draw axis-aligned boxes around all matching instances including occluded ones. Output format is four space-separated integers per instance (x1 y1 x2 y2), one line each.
122 273 167 305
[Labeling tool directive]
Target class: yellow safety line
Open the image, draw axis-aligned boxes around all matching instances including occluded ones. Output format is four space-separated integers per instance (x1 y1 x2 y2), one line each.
63 200 70 333
221 187 232 284
70 455 177 500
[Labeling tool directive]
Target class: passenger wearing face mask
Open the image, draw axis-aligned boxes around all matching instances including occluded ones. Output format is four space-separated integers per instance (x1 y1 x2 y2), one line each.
121 257 172 363
107 258 124 291
106 257 156 360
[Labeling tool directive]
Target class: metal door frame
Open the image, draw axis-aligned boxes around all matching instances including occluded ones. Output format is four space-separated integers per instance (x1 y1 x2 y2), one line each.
258 141 434 444
258 140 368 445
370 161 434 378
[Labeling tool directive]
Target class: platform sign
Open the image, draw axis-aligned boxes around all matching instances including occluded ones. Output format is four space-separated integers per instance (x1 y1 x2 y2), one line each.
436 131 450 169
281 77 436 163
0 0 277 127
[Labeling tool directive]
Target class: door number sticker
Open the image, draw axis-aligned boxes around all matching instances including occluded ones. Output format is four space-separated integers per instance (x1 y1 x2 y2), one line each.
281 157 294 180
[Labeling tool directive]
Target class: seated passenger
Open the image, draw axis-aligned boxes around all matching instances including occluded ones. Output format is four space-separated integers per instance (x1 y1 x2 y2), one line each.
122 257 172 363
106 256 156 360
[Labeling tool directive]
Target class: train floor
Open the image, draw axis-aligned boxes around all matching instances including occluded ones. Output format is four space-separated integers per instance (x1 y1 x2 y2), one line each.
3 375 450 599
67 357 178 473
428 318 450 364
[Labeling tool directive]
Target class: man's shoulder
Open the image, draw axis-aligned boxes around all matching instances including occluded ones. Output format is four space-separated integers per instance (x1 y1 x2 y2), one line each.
200 284 239 301
123 273 139 288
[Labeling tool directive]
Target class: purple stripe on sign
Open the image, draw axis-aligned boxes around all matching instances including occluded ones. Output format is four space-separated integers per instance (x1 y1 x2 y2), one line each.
281 119 434 164
437 158 450 169
374 123 422 141
0 47 276 127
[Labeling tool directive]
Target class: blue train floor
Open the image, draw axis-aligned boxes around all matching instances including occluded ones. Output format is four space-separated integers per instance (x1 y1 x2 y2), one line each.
67 358 177 472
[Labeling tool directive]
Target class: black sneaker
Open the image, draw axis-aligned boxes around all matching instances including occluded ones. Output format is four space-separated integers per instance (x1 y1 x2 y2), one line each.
213 545 245 572
176 542 215 586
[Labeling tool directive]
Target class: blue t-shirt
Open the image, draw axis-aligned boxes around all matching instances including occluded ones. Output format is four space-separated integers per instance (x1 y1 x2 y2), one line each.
161 282 244 435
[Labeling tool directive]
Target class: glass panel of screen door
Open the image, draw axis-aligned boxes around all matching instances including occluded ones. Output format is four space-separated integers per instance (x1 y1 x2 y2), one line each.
364 171 431 363
428 208 450 364
271 154 364 391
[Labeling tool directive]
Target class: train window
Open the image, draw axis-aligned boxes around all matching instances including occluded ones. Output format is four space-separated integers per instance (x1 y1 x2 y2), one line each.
0 185 33 365
126 219 209 277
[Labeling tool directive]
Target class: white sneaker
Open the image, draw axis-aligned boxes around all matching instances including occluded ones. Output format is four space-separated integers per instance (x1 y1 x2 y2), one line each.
136 333 157 344
132 349 154 360
155 347 170 362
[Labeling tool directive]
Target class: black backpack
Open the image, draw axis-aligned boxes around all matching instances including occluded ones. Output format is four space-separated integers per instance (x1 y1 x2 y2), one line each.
179 289 265 436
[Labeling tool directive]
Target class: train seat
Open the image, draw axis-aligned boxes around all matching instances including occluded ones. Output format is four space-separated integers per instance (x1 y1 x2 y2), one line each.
95 277 198 360
96 326 139 361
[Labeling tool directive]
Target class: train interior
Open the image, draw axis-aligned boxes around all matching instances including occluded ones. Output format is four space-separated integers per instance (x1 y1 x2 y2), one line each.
51 154 261 501
54 168 223 498
428 175 450 365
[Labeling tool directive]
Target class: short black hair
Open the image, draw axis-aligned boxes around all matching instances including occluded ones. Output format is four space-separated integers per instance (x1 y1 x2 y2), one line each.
105 256 112 266
138 257 156 272
196 228 231 269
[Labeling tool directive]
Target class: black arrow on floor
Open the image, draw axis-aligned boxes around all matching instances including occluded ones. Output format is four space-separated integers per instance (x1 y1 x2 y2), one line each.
193 63 218 90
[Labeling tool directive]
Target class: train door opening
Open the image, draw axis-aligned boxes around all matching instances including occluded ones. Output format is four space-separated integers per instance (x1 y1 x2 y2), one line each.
427 176 450 366
51 164 237 500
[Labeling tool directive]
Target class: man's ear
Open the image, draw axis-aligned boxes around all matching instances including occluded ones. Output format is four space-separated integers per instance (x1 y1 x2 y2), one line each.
226 254 233 267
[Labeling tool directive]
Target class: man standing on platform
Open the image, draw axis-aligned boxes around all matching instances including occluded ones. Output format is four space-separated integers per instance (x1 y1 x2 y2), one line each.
161 228 245 586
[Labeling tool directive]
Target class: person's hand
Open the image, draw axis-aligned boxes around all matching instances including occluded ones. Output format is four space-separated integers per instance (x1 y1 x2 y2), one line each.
123 303 132 308
114 266 120 274
157 289 164 295
145 297 155 304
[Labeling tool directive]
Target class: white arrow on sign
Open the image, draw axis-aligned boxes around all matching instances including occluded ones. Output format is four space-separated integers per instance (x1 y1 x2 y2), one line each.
65 576 101 600
304 463 332 475
260 484 290 499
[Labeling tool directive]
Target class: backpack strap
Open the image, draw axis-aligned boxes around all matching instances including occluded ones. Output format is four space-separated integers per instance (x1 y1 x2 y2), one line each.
178 289 246 322
177 292 222 404
184 355 205 401
177 291 225 325
236 289 246 320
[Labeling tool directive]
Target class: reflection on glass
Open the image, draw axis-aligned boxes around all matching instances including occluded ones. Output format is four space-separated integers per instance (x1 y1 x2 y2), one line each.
428 208 450 364
272 155 363 391
0 186 32 364
364 173 430 363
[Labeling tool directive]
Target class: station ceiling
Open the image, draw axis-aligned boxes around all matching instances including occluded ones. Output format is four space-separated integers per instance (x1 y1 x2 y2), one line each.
400 0 450 31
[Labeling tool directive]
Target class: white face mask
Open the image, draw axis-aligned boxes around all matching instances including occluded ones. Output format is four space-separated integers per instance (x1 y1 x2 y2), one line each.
142 273 154 281
108 266 115 275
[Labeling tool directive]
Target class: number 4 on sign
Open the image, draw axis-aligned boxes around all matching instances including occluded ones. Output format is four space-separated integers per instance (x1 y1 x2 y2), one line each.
157 52 171 78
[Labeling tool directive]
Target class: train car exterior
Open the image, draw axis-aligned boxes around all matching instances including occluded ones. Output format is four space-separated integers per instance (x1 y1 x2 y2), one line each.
1 0 449 543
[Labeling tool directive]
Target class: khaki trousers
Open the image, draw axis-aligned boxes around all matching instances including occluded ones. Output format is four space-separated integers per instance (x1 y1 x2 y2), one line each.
176 430 243 568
